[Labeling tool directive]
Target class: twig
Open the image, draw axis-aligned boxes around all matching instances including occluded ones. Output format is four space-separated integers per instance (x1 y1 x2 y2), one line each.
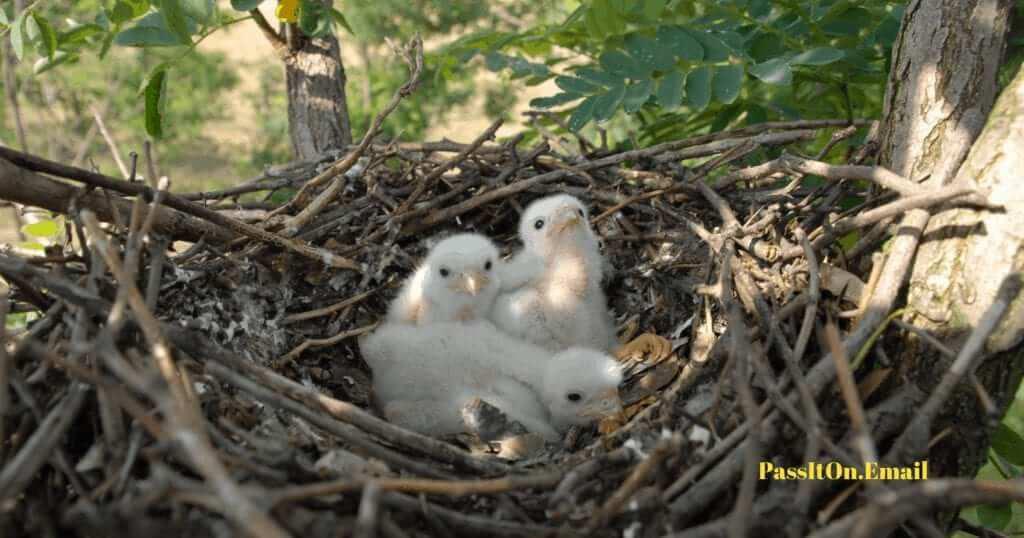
272 472 563 507
0 147 360 269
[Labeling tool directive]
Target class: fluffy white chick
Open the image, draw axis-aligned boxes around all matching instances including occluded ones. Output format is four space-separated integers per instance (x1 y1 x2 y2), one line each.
386 233 501 325
491 194 618 352
360 321 623 441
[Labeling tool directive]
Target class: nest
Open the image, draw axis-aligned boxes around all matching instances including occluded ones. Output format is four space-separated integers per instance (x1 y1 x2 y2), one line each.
0 44 992 535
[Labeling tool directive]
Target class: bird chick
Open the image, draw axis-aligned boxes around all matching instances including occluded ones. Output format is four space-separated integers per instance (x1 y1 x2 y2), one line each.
360 321 623 441
491 194 618 352
387 233 501 325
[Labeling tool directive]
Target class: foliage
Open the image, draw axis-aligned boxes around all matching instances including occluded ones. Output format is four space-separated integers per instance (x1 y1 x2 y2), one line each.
0 0 353 140
955 383 1024 535
443 0 904 146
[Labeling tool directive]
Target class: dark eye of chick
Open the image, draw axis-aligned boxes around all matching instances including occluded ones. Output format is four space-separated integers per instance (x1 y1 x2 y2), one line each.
567 393 582 402
484 260 492 271
576 208 584 217
439 268 450 278
534 218 545 230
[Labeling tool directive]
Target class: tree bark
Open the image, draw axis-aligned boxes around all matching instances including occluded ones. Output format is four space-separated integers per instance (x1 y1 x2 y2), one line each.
284 22 354 160
877 0 1022 509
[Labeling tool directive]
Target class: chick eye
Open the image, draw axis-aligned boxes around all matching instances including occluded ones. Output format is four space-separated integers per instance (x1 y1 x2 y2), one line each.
566 393 582 403
439 268 450 278
576 209 585 217
484 260 493 271
534 218 545 230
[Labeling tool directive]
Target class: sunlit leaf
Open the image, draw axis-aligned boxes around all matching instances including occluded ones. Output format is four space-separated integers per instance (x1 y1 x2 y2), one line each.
33 50 76 74
9 10 26 61
790 47 845 66
749 58 792 85
22 220 59 238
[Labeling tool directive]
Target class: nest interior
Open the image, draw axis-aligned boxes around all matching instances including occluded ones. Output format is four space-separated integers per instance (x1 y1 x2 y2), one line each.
0 114 945 538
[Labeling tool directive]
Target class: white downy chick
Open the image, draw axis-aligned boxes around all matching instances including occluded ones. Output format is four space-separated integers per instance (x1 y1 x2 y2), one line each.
386 233 501 325
491 194 618 352
360 321 623 441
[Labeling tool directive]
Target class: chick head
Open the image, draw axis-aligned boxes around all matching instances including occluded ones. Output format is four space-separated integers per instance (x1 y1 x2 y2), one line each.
518 194 599 260
417 234 501 310
541 348 623 431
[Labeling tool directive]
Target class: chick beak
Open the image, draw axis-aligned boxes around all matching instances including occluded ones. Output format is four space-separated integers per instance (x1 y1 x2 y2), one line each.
577 390 623 420
554 205 583 234
457 271 489 296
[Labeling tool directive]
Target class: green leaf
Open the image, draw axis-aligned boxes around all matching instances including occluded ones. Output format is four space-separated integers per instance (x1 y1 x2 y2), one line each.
685 66 711 111
181 0 216 25
575 66 624 87
529 92 582 109
567 95 598 131
33 50 76 75
592 84 625 121
9 10 26 61
158 0 192 44
555 75 600 95
790 47 845 66
641 0 666 20
230 0 264 11
0 8 8 25
330 8 354 35
656 70 684 110
599 50 650 80
748 58 792 85
484 52 507 71
22 219 59 238
625 34 675 71
110 1 136 25
691 31 731 62
622 79 652 112
977 503 1012 530
32 14 57 60
656 26 703 62
115 25 181 47
992 424 1024 466
143 66 168 138
298 1 331 38
60 23 104 45
713 64 743 104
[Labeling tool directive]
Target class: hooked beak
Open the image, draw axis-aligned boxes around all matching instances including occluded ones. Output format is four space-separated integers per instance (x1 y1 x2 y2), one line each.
576 388 622 420
553 205 583 235
451 271 490 296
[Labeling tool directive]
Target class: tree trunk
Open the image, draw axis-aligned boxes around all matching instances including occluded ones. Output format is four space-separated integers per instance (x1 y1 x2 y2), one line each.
284 15 353 160
878 0 1023 511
